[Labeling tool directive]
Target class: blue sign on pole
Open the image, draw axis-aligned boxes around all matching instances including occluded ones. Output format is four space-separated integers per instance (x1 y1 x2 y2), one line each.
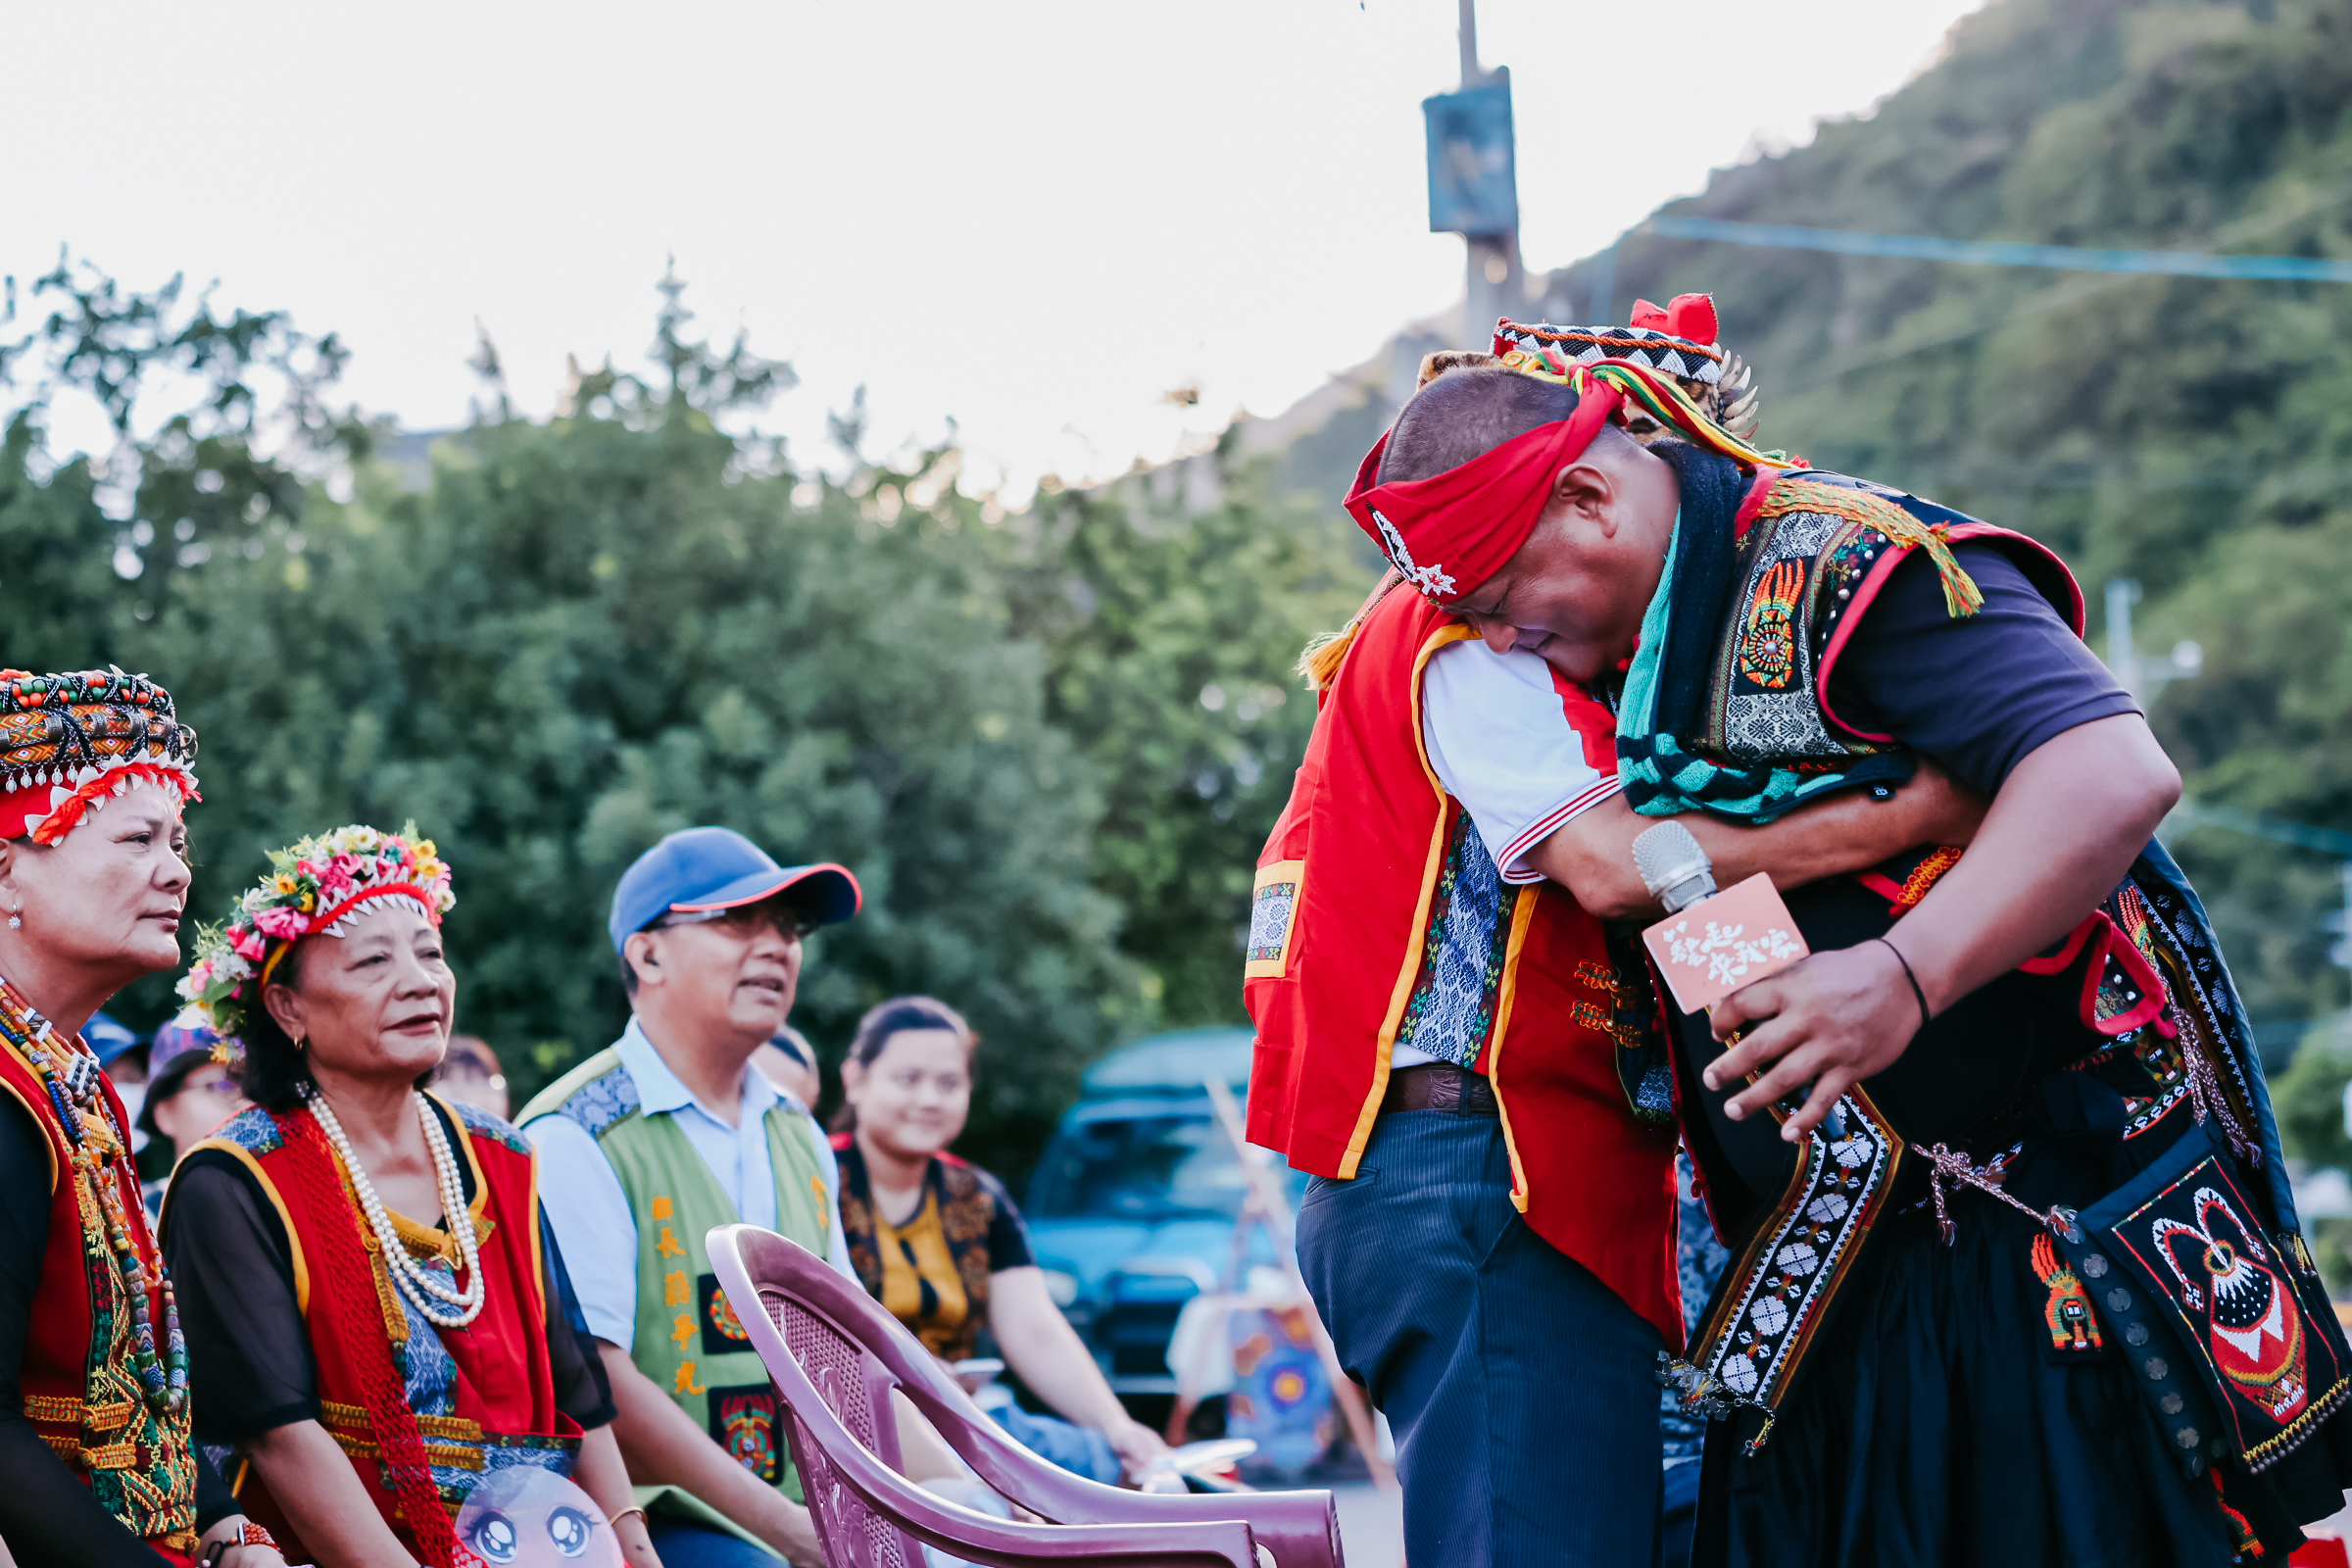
1423 79 1517 236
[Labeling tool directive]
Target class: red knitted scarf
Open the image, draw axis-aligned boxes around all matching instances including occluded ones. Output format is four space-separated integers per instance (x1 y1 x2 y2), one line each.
273 1105 462 1567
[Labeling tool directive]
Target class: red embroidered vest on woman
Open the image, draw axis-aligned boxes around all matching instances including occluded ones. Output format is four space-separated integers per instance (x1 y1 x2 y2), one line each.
178 1097 577 1560
0 985 200 1553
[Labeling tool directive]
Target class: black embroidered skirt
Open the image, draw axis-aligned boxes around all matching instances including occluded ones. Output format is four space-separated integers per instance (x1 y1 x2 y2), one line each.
1692 1136 2352 1568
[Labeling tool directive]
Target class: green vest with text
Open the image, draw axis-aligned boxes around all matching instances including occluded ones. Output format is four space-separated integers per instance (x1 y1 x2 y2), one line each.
522 1045 832 1506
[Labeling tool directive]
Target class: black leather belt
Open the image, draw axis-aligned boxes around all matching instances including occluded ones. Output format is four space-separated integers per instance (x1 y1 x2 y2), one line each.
1381 1063 1497 1117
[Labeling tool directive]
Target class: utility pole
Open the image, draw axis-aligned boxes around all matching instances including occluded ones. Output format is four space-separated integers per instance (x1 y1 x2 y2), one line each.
1425 0 1521 342
2103 577 2203 707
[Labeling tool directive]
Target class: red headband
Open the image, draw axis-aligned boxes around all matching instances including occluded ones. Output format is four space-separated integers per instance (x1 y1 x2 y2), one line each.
1344 382 1625 604
0 762 194 845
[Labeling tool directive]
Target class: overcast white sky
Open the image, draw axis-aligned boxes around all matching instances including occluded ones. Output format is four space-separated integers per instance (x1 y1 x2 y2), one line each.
6 1 1982 501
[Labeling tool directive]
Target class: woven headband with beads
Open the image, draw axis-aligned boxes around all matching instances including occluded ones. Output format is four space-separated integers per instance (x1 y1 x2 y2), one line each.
1492 297 1727 385
0 668 200 843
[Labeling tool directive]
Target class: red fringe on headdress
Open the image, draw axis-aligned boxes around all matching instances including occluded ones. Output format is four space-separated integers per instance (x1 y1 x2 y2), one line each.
12 762 200 845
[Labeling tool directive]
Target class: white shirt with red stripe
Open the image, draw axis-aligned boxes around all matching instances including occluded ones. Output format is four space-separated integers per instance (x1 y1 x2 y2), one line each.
1421 638 1622 884
1386 640 1621 1071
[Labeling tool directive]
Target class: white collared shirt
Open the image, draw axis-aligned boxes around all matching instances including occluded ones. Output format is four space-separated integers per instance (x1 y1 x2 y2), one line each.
528 1017 853 1351
1394 640 1623 1070
1420 638 1622 885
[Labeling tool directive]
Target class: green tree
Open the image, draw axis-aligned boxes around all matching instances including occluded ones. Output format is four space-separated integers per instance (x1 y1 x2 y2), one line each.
1 259 1374 1173
1000 441 1371 1025
1522 0 2352 1035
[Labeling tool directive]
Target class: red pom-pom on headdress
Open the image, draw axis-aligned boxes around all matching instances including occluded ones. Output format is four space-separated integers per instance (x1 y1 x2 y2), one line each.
1628 293 1719 346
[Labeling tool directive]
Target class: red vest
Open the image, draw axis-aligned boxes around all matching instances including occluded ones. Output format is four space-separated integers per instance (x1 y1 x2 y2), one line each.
1244 583 1680 1346
179 1096 578 1562
0 1016 200 1558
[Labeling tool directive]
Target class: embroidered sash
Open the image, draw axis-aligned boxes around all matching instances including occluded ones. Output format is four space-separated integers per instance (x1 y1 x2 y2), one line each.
1661 1085 1905 1452
1666 855 2278 1450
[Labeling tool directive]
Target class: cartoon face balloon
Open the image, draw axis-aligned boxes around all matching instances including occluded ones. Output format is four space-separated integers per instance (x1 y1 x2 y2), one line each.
453 1467 621 1568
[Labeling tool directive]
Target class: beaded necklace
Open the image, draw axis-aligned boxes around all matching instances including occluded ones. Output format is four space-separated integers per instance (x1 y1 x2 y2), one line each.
0 976 188 1417
302 1083 487 1329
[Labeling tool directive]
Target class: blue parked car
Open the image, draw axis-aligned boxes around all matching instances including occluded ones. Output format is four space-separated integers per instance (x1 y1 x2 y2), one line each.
1022 1027 1306 1412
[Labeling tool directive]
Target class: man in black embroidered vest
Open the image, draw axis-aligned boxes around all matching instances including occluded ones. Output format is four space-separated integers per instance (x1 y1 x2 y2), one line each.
1381 343 2352 1566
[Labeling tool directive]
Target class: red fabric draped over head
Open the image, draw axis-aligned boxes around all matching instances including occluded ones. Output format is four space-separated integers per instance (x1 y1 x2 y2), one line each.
1344 380 1626 606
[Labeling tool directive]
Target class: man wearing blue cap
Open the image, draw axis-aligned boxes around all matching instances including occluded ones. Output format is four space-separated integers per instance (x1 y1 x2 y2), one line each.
523 827 862 1567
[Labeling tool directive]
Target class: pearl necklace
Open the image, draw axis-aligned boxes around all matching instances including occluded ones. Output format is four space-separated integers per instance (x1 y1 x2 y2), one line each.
305 1085 486 1329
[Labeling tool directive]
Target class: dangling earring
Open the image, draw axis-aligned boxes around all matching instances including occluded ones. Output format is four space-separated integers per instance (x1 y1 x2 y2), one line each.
7 901 20 931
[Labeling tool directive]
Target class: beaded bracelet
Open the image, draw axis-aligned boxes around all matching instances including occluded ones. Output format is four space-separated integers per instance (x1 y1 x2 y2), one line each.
199 1520 280 1567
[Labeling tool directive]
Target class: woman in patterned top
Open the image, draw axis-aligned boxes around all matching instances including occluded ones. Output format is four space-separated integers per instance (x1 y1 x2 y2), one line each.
832 996 1168 1481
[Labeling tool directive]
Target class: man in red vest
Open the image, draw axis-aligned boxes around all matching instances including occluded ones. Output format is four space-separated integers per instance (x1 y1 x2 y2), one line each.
1245 318 1984 1567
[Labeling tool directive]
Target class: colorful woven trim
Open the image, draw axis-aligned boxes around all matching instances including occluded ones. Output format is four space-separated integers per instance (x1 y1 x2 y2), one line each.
1492 353 1793 474
1755 477 1985 619
1661 1084 1907 1452
0 668 199 844
1492 318 1726 386
177 822 454 1040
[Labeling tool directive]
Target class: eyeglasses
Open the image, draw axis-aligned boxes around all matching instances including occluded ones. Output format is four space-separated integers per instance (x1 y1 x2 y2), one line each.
653 904 819 940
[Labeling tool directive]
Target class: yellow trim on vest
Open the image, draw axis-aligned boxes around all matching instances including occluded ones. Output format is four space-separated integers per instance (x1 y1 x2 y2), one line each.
320 1397 485 1442
1485 886 1544 1213
522 1138 547 1328
1337 621 1481 1178
0 1069 57 1195
425 1090 494 1230
1243 859 1305 980
173 1137 311 1314
22 1392 99 1424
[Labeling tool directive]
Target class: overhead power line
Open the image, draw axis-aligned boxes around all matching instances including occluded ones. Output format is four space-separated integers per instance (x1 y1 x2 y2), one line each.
1642 215 2352 284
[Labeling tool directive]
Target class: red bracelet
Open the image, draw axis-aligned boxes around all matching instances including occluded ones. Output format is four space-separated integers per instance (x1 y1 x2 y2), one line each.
200 1520 279 1567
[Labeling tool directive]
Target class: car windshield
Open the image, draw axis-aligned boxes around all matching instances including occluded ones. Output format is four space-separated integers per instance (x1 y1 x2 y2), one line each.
1028 1109 1290 1222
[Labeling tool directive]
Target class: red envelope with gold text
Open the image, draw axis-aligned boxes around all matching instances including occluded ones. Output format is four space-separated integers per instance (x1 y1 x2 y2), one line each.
1641 872 1811 1014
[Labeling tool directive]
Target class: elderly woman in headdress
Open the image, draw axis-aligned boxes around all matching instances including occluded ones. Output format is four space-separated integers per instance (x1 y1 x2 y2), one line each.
0 667 284 1567
161 824 658 1568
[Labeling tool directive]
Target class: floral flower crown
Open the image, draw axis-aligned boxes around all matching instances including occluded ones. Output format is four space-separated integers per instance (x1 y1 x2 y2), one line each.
177 822 454 1040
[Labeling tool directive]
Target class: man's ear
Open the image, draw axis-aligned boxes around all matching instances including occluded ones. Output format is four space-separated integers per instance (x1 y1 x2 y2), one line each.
623 929 662 991
1550 459 1621 537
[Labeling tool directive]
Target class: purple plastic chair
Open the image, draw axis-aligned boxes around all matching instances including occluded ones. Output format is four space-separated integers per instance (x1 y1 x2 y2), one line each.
709 1223 1346 1568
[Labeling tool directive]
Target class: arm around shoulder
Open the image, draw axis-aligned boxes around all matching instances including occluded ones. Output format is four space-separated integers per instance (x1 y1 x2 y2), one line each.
1526 758 1989 920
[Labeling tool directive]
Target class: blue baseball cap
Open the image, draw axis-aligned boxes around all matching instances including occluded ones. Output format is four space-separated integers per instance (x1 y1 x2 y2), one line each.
85 1009 143 1068
608 827 861 954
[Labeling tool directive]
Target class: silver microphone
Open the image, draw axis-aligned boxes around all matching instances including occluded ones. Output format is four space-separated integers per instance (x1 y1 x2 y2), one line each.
1633 821 1717 914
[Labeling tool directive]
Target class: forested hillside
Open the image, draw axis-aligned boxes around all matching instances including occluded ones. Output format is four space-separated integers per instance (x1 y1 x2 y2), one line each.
1295 0 2352 1037
1612 0 2352 1036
